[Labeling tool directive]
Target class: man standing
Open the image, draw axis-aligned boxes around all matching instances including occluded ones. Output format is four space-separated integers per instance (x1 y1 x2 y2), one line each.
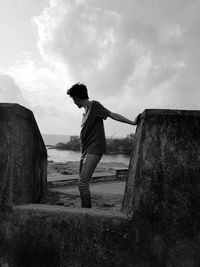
67 83 140 208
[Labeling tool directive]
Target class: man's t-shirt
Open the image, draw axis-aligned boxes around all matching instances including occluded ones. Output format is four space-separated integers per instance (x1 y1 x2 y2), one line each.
80 100 111 155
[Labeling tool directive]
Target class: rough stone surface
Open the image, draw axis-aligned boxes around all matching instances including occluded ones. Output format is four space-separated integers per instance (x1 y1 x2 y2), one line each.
1 108 200 266
122 109 200 265
122 109 200 218
0 205 138 267
0 103 47 209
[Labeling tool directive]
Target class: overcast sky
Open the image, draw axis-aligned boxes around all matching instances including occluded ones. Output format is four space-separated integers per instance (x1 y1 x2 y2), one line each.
0 0 200 136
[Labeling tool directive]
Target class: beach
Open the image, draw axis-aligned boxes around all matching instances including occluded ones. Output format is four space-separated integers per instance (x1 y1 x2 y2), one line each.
45 160 129 211
43 134 130 210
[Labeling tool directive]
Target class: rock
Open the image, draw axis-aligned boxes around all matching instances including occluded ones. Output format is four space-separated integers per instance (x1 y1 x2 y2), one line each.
0 103 47 210
60 169 73 175
102 202 114 208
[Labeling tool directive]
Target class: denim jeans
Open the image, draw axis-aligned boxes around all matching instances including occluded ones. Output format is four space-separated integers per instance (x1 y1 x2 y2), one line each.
78 153 102 208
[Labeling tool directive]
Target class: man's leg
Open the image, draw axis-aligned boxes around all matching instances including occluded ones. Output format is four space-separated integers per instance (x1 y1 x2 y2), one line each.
78 153 102 208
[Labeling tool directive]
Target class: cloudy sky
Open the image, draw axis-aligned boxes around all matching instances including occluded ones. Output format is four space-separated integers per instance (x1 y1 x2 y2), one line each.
0 0 200 136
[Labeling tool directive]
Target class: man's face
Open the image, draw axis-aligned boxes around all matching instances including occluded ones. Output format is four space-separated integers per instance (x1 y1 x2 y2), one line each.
73 97 82 108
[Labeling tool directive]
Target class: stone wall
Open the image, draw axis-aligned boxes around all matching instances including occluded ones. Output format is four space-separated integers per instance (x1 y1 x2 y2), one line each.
1 108 200 266
0 104 47 210
122 109 200 266
122 109 200 222
1 205 135 267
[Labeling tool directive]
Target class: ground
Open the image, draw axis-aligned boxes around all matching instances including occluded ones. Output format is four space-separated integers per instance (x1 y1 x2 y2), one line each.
47 160 129 175
42 161 128 211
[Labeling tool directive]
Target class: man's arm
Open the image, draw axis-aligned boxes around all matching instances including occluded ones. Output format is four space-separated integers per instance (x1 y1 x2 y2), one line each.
108 112 139 125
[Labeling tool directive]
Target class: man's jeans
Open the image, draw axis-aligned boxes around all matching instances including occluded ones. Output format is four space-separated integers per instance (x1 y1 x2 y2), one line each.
78 153 102 208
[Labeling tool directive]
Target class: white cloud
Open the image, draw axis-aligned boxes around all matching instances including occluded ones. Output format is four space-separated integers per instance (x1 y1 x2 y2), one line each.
0 73 27 105
2 0 200 136
33 0 127 96
32 0 200 118
6 56 82 134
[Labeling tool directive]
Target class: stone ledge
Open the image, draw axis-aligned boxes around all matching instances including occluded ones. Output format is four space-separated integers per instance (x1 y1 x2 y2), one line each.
1 204 134 267
47 172 117 187
13 204 128 220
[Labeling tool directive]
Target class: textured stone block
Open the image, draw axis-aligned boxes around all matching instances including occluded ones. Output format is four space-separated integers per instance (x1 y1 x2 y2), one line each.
122 109 200 232
0 103 47 209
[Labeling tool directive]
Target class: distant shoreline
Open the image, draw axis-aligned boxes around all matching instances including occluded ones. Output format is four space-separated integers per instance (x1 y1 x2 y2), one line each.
46 147 130 164
46 134 135 155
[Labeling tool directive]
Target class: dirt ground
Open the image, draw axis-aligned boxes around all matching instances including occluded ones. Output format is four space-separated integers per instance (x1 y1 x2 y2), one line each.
47 160 129 175
43 161 128 211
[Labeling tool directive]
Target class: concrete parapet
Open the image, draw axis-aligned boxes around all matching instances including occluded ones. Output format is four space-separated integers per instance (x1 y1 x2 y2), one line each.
122 109 200 222
1 205 134 267
1 203 200 267
122 109 200 264
1 108 200 266
0 103 47 209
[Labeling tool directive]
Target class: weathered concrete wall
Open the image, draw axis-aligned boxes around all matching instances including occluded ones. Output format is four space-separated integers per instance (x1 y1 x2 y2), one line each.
0 103 47 209
122 109 200 220
1 108 200 266
122 109 200 265
1 203 200 267
0 205 140 267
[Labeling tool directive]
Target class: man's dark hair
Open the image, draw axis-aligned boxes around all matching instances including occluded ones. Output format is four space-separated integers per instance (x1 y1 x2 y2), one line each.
67 83 89 100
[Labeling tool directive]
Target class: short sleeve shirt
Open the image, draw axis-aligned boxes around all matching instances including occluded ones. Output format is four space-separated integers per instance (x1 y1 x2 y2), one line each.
80 100 111 155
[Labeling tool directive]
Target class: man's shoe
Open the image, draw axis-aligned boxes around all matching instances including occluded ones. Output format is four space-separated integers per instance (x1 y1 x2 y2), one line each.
82 204 92 208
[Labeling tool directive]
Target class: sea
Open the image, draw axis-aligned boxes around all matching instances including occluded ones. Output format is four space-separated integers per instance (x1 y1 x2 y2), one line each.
42 134 130 164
